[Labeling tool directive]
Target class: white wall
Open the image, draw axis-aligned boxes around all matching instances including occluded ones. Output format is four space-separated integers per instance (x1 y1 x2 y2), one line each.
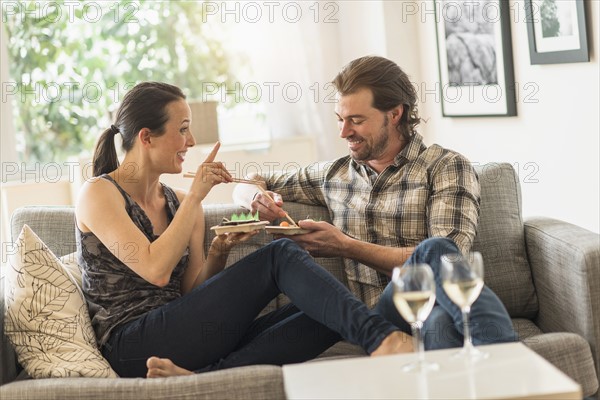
377 0 599 233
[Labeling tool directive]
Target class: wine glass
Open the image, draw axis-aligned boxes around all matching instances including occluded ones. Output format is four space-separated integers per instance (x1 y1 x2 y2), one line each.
392 264 439 372
440 251 489 360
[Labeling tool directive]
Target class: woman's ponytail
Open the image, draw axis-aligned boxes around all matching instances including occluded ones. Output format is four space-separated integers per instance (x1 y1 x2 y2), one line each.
92 126 120 177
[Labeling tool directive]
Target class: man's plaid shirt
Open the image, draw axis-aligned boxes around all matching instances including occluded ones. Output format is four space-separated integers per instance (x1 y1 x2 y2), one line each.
265 134 480 308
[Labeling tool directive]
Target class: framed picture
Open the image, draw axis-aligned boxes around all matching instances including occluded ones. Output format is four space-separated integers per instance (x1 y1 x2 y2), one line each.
434 0 516 117
525 0 589 64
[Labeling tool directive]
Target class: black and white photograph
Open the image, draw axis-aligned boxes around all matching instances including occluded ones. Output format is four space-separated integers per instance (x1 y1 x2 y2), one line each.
444 1 497 86
435 0 516 116
526 0 589 64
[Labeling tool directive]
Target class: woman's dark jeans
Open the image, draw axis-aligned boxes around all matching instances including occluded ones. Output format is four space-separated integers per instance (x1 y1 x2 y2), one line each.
102 238 397 377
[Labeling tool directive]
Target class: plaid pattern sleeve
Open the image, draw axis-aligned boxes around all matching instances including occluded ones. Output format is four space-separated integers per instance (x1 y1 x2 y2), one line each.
263 135 480 309
427 151 481 254
265 161 333 206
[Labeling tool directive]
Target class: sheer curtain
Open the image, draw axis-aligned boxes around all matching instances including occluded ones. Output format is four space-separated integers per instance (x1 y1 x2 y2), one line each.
235 1 394 160
1 21 17 266
1 22 17 165
231 2 343 160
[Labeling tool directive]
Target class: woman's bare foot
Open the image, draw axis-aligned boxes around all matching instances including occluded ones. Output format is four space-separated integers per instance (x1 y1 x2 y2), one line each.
370 331 414 356
146 356 194 378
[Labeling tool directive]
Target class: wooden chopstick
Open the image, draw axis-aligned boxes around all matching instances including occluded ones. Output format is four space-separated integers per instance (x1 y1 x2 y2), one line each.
184 171 298 226
184 172 262 185
231 177 264 184
254 186 298 227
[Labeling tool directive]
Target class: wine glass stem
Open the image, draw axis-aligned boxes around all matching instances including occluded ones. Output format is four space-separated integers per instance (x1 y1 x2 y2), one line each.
411 323 425 365
462 308 474 352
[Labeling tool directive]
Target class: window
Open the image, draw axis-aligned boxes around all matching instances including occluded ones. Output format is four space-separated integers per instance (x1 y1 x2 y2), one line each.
2 0 268 169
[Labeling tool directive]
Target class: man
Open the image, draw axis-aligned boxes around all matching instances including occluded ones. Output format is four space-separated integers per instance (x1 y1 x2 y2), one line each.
233 55 515 349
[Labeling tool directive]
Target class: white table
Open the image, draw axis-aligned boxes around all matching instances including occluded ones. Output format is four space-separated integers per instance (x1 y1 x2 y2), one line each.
282 342 581 399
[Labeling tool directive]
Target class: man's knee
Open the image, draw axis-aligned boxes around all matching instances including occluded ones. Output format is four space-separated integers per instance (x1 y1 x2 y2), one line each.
422 307 462 350
415 237 458 256
411 237 460 271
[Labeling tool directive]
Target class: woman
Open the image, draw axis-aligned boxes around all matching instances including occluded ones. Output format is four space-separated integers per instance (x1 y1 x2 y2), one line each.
76 82 411 378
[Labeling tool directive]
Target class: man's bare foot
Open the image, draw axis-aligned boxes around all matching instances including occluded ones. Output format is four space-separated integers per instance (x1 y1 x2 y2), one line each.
370 331 414 356
146 356 194 378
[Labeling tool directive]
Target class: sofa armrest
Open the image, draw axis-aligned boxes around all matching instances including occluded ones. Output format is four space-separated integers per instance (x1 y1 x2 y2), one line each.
524 217 599 383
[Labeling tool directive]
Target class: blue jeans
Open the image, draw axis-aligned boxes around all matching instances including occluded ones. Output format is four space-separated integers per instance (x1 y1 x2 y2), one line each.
102 238 397 377
375 238 517 350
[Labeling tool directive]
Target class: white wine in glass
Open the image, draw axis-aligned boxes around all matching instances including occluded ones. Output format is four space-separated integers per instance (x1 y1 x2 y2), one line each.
392 264 439 372
441 251 489 360
393 290 435 324
443 279 484 310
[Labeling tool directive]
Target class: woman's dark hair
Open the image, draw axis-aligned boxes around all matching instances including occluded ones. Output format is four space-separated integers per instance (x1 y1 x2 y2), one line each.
92 82 186 177
332 56 421 141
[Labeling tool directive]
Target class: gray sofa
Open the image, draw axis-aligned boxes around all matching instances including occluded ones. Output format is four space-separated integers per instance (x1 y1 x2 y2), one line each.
1 163 599 399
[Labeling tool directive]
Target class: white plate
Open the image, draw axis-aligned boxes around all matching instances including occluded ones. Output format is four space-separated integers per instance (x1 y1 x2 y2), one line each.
210 221 269 235
265 226 312 235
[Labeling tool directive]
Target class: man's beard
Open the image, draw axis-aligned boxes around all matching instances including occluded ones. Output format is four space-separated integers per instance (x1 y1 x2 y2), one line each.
351 116 390 163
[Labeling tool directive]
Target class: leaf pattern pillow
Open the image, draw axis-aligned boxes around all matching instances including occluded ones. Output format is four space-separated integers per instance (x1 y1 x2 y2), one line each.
4 225 118 378
59 252 83 289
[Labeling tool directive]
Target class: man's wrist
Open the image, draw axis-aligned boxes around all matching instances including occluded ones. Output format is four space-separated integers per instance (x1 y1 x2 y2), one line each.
340 235 355 257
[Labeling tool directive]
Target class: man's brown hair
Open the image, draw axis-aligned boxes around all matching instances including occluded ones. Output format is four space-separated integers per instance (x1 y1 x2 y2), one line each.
333 56 421 141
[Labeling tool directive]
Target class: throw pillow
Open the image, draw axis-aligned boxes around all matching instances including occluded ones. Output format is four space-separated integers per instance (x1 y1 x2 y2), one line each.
4 225 118 378
59 252 83 289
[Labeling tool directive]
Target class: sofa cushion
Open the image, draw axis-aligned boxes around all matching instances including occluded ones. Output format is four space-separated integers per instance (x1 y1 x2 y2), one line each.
471 163 538 318
4 225 117 378
58 252 82 288
10 206 77 258
0 364 284 400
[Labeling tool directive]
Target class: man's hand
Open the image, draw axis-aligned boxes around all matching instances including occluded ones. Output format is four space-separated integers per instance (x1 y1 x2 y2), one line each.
251 191 287 222
281 219 350 258
232 175 287 222
285 220 415 275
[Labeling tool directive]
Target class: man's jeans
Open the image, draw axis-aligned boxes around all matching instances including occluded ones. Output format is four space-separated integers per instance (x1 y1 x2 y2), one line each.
375 237 517 350
102 238 397 377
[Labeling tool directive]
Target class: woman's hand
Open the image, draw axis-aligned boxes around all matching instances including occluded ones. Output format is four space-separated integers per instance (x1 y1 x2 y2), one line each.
189 142 232 201
209 230 260 256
